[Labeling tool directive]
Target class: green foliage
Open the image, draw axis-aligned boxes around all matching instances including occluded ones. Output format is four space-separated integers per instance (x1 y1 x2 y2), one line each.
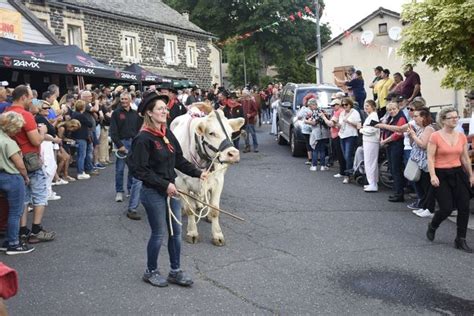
163 0 330 87
400 0 474 90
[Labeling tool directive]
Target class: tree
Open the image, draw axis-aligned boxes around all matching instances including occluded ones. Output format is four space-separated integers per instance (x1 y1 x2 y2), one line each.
163 0 331 87
399 0 474 89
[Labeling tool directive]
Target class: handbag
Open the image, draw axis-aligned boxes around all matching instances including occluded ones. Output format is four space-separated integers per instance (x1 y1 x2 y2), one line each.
404 158 421 182
22 152 42 173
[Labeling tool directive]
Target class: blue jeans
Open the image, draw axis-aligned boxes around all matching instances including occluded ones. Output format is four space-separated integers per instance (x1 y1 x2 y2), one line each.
128 177 142 210
387 141 405 195
245 124 258 149
340 136 357 175
85 140 94 172
115 139 133 193
0 173 25 246
140 186 182 271
76 139 87 174
312 139 328 167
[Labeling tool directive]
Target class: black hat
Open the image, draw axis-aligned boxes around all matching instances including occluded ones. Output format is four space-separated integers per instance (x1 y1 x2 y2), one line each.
157 82 178 94
137 91 169 116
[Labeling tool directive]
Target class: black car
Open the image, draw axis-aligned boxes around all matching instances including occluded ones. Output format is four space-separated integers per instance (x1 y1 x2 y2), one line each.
276 83 343 156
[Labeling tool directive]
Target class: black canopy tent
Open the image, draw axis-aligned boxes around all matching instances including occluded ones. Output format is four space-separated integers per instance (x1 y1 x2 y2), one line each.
0 38 138 91
123 63 172 84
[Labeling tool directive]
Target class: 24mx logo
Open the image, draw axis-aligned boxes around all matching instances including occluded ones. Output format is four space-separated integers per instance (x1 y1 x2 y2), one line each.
73 67 95 75
12 60 40 69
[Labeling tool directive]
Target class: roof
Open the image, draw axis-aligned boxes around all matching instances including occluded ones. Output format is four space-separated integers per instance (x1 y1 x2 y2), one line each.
306 7 400 61
51 0 214 38
7 0 62 45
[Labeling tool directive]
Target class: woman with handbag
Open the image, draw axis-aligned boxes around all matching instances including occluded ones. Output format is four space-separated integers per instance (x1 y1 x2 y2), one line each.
426 107 473 253
407 108 435 218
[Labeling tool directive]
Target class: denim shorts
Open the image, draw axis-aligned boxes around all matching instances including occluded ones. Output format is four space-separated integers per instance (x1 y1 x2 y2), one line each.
25 169 48 206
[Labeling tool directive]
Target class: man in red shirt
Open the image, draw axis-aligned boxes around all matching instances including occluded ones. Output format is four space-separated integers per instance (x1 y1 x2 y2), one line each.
241 90 259 153
6 85 56 243
401 64 421 103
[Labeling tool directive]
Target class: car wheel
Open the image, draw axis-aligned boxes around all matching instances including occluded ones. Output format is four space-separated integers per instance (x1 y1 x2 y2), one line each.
290 130 303 157
277 122 287 145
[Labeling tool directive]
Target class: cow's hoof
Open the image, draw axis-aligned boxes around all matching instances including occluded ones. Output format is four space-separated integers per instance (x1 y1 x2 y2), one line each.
185 235 200 244
211 237 225 246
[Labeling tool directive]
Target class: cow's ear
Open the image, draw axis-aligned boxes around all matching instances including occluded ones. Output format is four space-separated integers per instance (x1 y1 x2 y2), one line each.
228 117 245 132
195 121 206 136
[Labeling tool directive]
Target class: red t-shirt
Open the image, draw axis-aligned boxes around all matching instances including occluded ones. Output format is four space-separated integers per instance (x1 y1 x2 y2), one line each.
6 105 40 154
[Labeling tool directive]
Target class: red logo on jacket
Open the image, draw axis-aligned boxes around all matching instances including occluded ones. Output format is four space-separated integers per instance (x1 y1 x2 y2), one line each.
119 113 126 120
154 141 162 150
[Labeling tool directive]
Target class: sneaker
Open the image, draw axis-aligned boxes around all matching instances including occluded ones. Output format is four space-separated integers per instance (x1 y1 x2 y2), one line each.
412 208 425 215
19 229 31 243
53 178 68 186
47 193 61 201
94 163 106 170
64 176 76 182
449 210 458 217
6 243 35 255
320 166 329 171
304 161 312 165
407 200 420 210
143 270 168 287
416 209 434 218
333 173 343 178
77 173 90 180
28 229 56 244
309 166 317 171
115 193 123 202
127 210 141 220
364 185 378 192
342 177 349 184
167 270 193 286
253 149 259 153
89 169 100 176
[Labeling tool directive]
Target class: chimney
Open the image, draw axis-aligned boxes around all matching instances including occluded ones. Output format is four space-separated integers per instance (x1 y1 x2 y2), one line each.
182 11 189 20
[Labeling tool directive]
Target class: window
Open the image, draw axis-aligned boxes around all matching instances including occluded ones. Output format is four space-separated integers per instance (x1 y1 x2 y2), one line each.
124 35 138 59
378 23 388 34
67 25 82 48
186 42 197 67
221 48 228 63
164 38 178 64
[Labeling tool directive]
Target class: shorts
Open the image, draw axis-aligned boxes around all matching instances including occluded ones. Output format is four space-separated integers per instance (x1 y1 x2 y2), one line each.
25 169 48 206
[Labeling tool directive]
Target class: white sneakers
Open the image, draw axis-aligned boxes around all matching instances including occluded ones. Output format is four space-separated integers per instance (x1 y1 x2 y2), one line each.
412 208 434 218
77 173 90 180
115 192 124 202
342 177 349 184
333 173 343 178
320 166 329 171
52 178 68 186
309 166 317 171
47 192 61 201
364 185 378 192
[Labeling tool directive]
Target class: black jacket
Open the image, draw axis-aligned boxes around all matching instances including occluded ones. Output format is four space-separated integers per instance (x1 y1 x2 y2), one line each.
167 98 187 126
127 129 202 194
71 111 93 140
110 106 140 148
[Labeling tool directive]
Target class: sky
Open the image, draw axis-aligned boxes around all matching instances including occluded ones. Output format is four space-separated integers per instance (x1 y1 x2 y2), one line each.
321 0 413 38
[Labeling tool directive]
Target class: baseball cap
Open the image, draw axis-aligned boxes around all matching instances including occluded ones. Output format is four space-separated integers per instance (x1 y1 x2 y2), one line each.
330 99 341 106
0 81 8 87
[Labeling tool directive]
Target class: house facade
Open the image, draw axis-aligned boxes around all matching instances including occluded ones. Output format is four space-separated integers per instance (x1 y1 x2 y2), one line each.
19 0 221 88
306 7 466 112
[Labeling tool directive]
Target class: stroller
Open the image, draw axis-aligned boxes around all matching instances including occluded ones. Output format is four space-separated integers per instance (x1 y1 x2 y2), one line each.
351 146 393 189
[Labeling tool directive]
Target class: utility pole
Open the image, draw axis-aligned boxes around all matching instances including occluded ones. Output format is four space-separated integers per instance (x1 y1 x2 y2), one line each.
243 46 248 87
315 0 323 84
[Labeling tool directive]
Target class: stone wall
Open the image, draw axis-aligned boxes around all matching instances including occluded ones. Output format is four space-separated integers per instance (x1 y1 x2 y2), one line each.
23 0 213 88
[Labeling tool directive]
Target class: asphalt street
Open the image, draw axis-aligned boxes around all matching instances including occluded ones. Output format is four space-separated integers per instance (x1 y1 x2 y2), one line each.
3 125 474 315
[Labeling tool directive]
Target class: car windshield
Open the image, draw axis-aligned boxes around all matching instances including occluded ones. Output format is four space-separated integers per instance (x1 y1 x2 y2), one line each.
296 88 339 108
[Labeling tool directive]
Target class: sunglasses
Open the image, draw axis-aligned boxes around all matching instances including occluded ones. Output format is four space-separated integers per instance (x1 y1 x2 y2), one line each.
42 107 51 110
407 107 414 111
341 103 350 106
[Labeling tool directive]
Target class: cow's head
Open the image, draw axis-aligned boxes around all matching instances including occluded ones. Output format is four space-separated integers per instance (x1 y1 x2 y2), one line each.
195 110 245 164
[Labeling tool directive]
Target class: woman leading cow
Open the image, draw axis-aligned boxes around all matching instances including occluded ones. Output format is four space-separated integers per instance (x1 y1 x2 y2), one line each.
127 92 208 287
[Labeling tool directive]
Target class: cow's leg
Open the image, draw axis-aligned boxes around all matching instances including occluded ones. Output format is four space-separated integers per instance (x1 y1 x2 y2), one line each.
184 203 200 244
208 188 225 246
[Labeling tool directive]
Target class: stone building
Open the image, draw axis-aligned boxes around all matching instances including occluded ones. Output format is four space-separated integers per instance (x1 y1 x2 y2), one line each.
18 0 221 88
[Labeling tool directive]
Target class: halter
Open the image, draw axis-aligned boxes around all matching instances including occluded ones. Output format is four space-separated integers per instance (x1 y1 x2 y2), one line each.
194 111 234 166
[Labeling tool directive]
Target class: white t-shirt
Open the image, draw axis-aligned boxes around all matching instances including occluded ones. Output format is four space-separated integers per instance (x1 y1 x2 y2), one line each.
338 109 361 139
360 111 380 143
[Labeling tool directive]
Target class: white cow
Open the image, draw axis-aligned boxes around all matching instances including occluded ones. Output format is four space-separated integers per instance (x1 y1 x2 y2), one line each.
171 106 245 246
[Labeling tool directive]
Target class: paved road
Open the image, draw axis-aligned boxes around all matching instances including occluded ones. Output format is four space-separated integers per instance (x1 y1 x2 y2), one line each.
4 125 474 315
